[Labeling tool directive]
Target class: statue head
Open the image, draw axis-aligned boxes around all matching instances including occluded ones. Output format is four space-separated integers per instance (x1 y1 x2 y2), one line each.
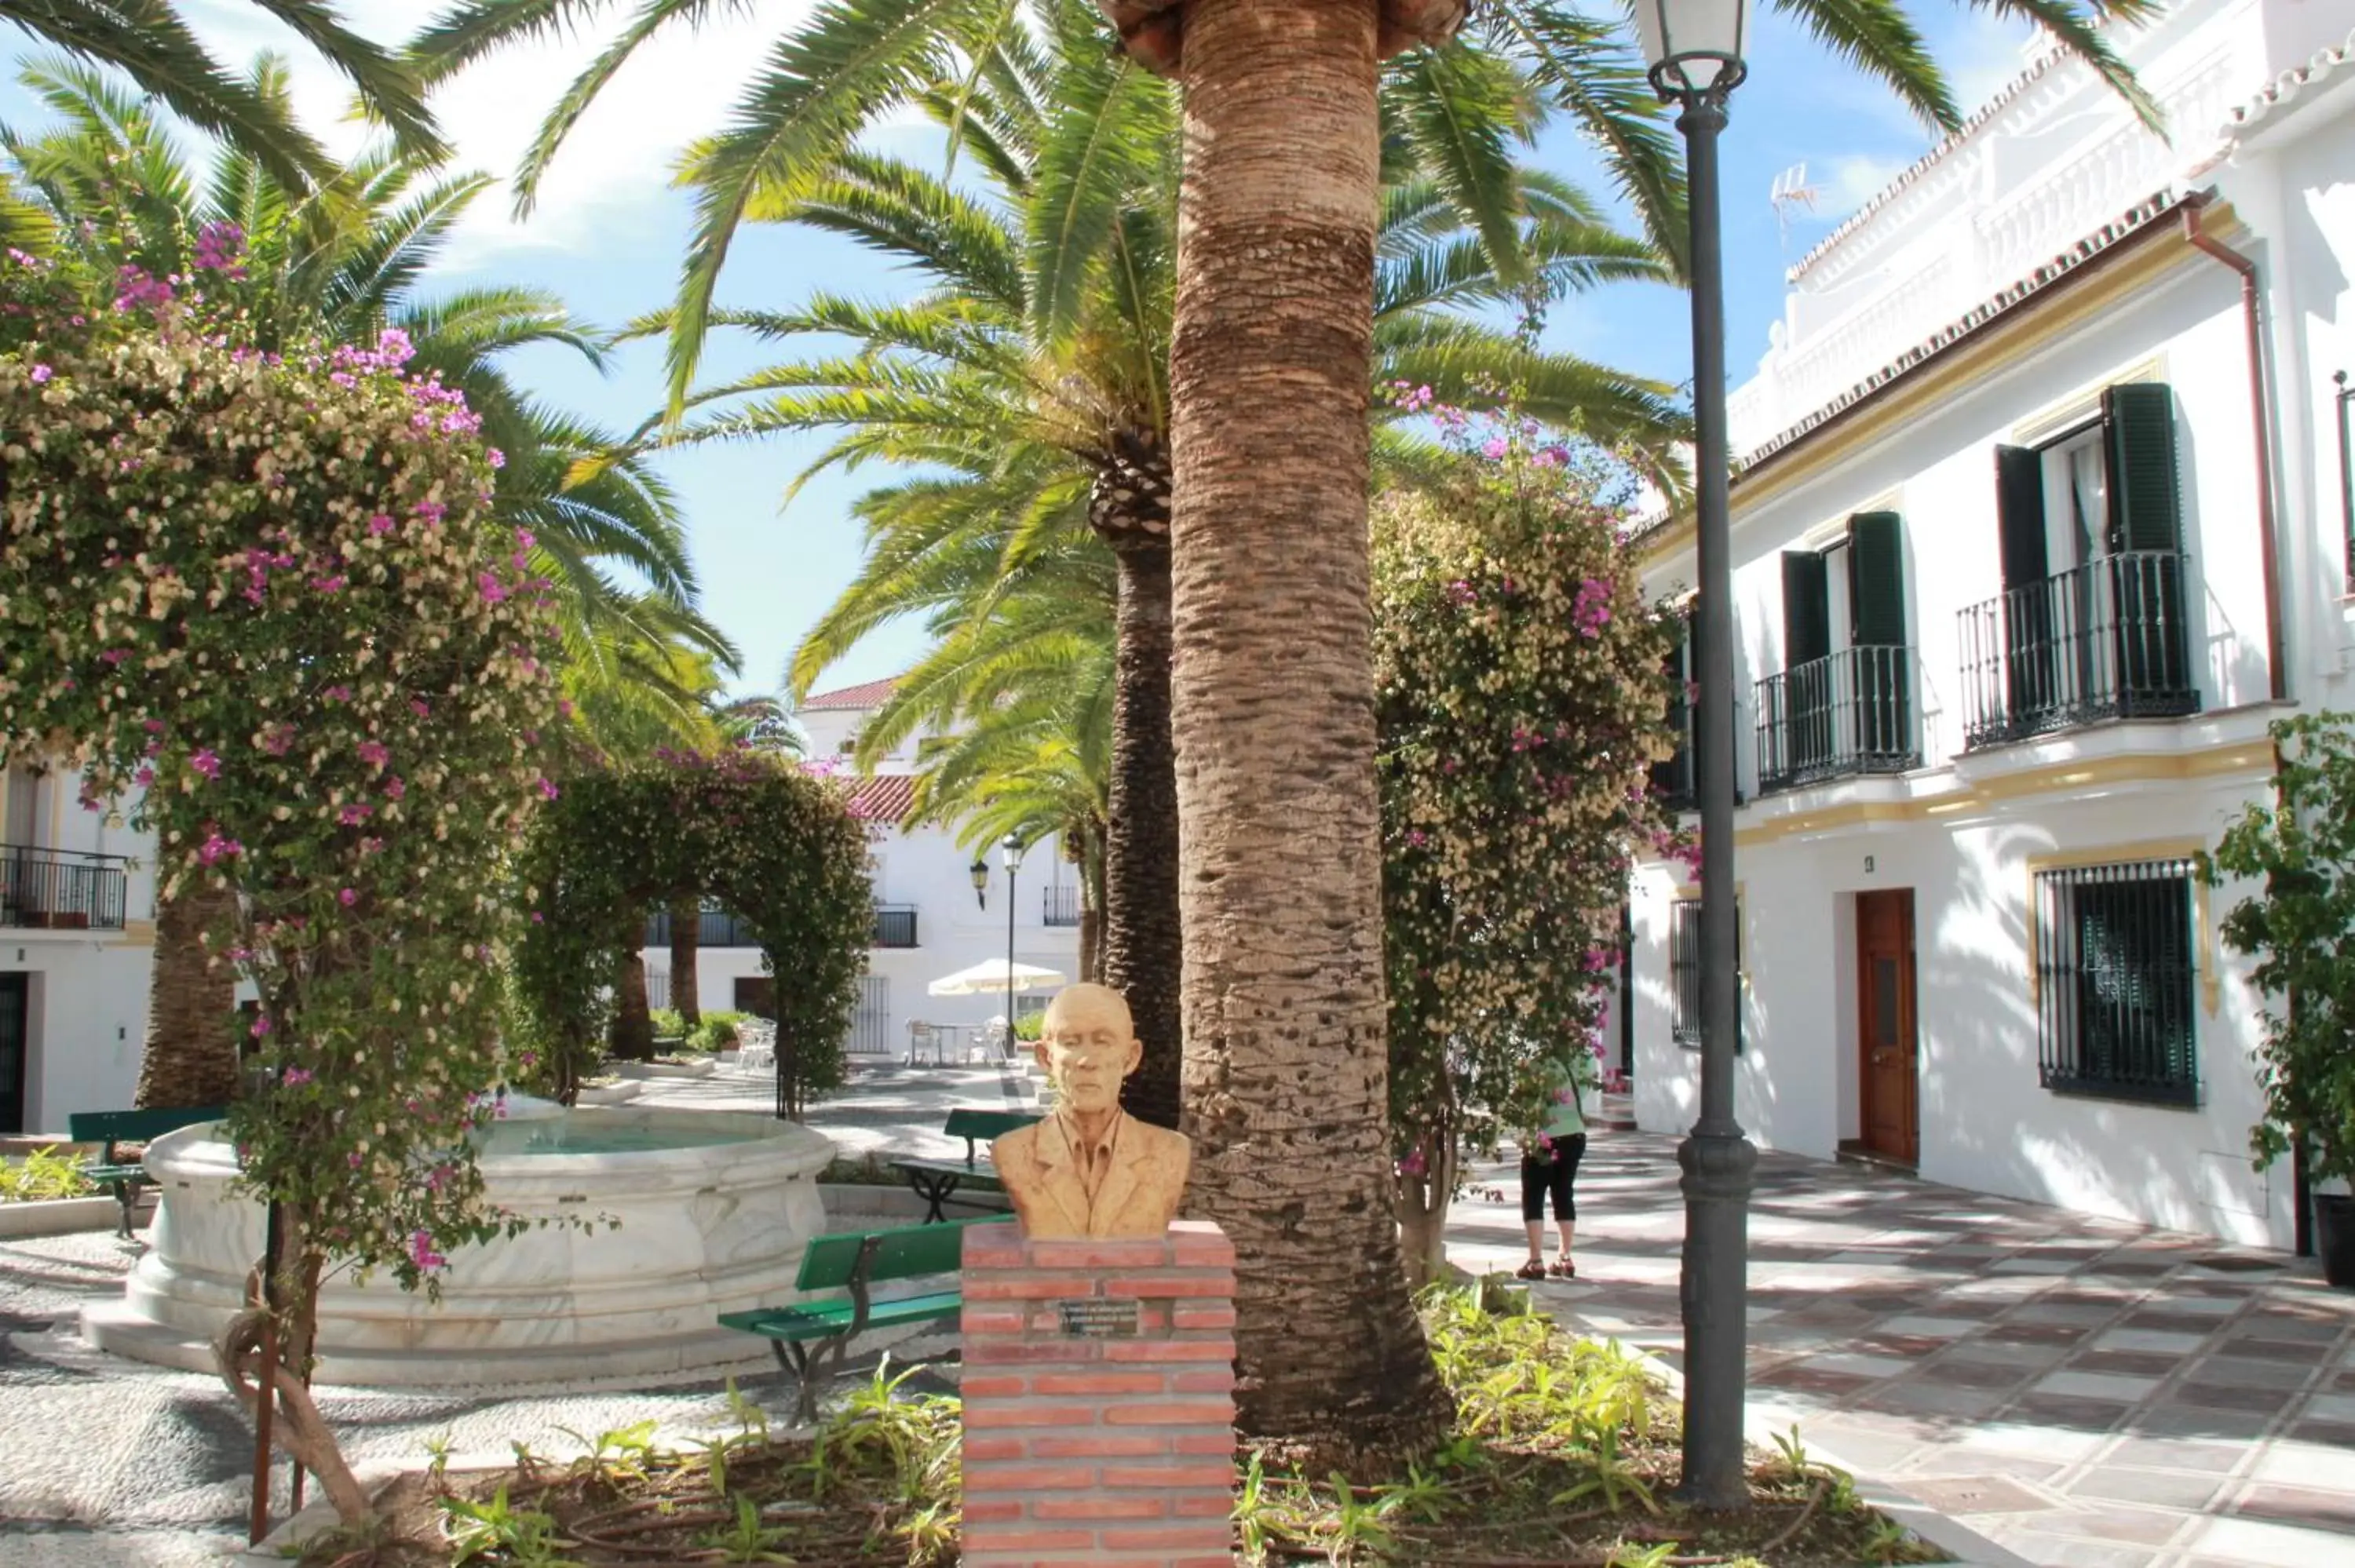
1035 983 1142 1118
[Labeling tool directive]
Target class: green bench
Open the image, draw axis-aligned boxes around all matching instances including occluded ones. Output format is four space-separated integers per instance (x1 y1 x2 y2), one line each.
66 1106 228 1238
888 1108 1041 1223
719 1212 1013 1424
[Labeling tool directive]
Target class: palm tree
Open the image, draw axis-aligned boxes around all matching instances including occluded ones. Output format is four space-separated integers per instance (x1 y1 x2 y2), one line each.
5 57 737 1101
414 0 2160 1460
2 0 443 195
618 24 1679 1136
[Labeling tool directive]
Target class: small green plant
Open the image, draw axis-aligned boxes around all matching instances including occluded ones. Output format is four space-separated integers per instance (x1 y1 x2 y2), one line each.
440 1484 582 1567
1550 1425 1660 1516
648 1008 688 1039
1321 1471 1401 1563
0 1146 93 1202
1864 1518 1917 1563
553 1419 659 1490
421 1431 455 1489
1606 1544 1678 1568
698 1493 798 1564
1235 1451 1279 1565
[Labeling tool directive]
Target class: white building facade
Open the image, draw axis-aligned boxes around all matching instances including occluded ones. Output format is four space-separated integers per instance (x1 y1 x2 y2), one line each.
1 760 158 1135
641 678 1084 1059
1626 0 2355 1250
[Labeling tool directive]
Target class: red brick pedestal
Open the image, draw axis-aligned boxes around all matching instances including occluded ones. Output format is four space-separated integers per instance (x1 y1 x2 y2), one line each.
958 1220 1237 1567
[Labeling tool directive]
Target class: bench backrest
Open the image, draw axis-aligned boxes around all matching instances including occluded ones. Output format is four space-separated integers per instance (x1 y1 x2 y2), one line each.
943 1108 1039 1147
795 1212 1013 1293
68 1106 228 1148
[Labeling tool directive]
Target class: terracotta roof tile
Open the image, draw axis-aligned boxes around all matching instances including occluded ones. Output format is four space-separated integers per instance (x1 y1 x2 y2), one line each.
798 677 900 713
2223 24 2355 135
841 773 916 825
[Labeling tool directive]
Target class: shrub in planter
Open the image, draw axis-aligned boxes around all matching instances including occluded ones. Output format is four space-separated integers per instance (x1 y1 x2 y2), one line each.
2205 711 2355 1288
0 1147 94 1202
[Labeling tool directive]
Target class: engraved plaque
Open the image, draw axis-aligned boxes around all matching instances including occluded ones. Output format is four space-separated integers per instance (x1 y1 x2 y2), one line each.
1056 1297 1141 1337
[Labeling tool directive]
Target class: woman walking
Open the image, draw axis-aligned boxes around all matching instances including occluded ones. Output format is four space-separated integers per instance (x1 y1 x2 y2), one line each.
1517 1048 1595 1281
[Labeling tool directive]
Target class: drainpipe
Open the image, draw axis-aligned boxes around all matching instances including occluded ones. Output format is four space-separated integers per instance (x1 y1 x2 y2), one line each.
2181 199 2311 1256
2182 200 2286 702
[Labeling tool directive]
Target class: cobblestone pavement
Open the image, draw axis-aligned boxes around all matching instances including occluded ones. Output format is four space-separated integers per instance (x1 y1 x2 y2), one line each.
1447 1133 2355 1568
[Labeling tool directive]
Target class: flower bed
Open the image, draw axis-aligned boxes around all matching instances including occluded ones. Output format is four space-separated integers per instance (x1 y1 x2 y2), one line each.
280 1288 1951 1566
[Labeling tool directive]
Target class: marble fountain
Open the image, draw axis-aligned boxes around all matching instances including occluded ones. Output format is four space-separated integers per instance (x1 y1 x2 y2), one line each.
82 1096 834 1386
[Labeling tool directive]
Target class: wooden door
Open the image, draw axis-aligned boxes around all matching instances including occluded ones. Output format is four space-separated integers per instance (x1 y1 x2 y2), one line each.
1857 890 1919 1165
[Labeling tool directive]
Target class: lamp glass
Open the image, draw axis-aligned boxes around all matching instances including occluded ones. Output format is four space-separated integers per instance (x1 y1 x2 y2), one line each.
1631 0 1748 86
969 859 989 894
1000 833 1022 872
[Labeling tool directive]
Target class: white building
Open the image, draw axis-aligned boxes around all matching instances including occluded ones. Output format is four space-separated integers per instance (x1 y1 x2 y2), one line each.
1625 0 2355 1251
642 678 1084 1059
1 760 159 1135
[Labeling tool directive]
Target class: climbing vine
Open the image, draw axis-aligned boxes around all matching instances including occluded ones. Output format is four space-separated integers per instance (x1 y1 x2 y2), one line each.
509 747 874 1116
0 245 558 1516
1373 407 1682 1282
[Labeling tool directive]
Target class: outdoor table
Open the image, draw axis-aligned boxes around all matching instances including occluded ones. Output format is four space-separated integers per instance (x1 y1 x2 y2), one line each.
887 1154 1005 1223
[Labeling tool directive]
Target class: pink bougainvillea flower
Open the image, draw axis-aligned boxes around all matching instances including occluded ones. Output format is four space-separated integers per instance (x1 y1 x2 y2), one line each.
476 572 506 603
133 766 155 787
410 698 431 718
338 803 373 826
323 685 352 704
250 1015 272 1038
413 500 446 525
282 1067 313 1087
356 740 389 768
338 888 358 906
538 778 559 800
189 748 221 779
29 363 51 384
99 647 129 665
487 448 506 469
367 514 396 536
382 775 406 800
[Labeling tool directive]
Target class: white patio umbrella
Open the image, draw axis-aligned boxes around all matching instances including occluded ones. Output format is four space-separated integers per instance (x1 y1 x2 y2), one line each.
926 958 1067 998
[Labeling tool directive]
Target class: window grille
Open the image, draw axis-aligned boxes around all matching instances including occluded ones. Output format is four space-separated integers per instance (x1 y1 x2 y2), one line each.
2033 858 2200 1107
1669 898 1741 1053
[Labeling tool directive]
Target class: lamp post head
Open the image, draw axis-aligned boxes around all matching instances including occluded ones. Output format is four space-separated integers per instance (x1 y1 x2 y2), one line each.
969 857 989 908
1633 0 1749 100
999 833 1024 873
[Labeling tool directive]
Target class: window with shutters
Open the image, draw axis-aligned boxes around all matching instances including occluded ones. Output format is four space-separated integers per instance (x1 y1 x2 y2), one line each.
1756 513 1919 793
1669 896 1742 1054
2033 859 2200 1107
1959 383 2198 749
1649 603 1747 813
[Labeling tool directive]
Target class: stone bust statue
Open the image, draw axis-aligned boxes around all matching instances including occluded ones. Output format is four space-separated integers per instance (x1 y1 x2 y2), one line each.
991 983 1191 1239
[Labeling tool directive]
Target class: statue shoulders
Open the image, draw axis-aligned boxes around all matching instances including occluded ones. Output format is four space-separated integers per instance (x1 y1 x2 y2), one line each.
1124 1117 1191 1159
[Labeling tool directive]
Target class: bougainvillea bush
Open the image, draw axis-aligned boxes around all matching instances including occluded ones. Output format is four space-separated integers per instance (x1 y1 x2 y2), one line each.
0 246 558 1515
510 747 874 1116
1374 409 1681 1283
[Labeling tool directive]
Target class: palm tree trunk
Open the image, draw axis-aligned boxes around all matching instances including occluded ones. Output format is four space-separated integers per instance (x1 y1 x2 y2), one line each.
134 882 240 1108
1107 539 1182 1130
612 950 654 1062
666 897 701 1026
1168 0 1448 1461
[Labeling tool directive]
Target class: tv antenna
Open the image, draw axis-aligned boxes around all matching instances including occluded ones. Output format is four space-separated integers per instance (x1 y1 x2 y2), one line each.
1769 162 1821 245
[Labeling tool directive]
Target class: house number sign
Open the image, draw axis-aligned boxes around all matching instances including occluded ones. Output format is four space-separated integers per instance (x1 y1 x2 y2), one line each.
1056 1297 1141 1337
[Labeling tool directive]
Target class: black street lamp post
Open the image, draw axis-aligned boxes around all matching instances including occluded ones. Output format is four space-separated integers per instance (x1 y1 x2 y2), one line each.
1000 833 1024 1022
1634 0 1759 1511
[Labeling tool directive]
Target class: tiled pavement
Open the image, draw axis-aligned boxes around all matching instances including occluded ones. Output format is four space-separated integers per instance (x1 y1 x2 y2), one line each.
1447 1132 2355 1568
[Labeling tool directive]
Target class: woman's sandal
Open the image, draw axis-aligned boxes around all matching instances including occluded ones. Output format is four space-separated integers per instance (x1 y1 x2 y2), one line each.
1516 1260 1547 1281
1548 1259 1577 1279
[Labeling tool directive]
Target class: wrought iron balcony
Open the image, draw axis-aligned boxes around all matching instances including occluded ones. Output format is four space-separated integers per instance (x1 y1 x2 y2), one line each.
871 904 919 949
1042 884 1081 928
641 907 758 948
1959 551 2199 750
0 844 129 932
1754 645 1921 795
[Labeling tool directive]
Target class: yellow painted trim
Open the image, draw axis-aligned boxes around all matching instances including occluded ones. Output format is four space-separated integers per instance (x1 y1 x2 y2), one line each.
1641 215 2222 567
1725 740 2274 848
2024 838 2218 1018
111 919 155 949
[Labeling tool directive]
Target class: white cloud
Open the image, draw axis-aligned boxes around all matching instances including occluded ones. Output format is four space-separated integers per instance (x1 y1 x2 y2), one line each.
177 0 826 267
1819 153 1911 217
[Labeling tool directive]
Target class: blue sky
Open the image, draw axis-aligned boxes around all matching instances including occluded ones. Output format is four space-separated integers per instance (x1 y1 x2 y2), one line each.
1 2 2042 702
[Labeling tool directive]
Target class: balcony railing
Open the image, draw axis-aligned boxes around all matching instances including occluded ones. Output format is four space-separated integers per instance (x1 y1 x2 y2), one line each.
641 907 758 948
1755 645 1921 795
0 844 129 932
871 904 919 949
1042 884 1081 928
1959 551 2199 749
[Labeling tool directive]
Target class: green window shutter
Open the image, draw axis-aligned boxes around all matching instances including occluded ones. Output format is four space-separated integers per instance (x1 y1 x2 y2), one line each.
1781 552 1830 667
2102 382 2183 555
1995 445 2049 589
1846 512 1907 646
